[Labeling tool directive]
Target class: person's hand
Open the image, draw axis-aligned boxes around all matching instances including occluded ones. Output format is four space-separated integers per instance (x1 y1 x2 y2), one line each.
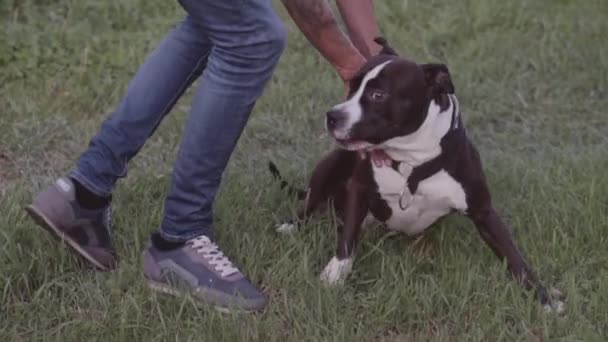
343 80 351 97
357 149 392 167
335 56 364 97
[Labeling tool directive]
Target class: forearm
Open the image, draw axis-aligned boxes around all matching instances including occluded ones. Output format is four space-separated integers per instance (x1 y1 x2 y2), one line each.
335 0 382 58
280 0 365 81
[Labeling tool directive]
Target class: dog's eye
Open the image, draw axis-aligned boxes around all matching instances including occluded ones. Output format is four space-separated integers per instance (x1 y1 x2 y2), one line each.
369 90 386 101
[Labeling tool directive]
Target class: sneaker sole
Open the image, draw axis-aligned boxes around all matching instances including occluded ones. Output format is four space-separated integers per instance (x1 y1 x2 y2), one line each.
145 278 260 314
25 205 111 271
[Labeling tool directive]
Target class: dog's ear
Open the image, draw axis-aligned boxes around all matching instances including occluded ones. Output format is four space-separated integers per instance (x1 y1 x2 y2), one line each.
374 37 399 56
421 63 454 94
421 63 454 110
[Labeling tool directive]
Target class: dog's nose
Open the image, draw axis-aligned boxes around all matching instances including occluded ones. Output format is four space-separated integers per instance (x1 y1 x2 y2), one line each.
326 109 344 130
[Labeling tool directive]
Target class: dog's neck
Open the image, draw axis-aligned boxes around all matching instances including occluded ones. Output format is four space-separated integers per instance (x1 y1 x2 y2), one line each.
381 95 459 166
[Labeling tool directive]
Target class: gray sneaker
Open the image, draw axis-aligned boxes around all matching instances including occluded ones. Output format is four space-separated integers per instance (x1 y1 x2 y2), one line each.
25 177 117 271
142 234 267 313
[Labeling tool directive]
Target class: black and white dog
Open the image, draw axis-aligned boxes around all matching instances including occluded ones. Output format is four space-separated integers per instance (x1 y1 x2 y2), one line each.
269 38 563 312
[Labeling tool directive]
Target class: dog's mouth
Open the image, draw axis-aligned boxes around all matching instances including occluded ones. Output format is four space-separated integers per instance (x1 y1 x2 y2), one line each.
329 128 375 151
334 138 373 151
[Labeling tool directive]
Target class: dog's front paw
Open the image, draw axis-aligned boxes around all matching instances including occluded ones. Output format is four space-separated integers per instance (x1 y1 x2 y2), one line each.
320 256 353 285
276 222 297 234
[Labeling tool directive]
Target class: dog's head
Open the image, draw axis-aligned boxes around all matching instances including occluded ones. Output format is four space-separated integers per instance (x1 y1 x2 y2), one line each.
326 39 455 150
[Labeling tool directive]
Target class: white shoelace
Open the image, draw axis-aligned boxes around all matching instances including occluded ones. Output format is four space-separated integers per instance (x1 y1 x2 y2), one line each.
188 236 239 278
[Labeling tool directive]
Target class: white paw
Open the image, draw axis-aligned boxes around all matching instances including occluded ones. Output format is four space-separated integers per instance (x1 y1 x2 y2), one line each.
319 256 353 285
276 222 297 234
543 300 565 314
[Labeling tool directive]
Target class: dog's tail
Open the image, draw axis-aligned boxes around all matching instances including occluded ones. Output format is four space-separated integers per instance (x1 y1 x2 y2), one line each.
268 161 308 200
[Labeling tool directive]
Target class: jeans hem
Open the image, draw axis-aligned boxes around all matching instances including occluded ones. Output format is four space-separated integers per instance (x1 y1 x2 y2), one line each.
159 225 213 242
68 169 113 198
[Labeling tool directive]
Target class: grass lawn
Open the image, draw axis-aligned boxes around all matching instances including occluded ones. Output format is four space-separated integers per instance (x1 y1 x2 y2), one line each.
1 0 607 340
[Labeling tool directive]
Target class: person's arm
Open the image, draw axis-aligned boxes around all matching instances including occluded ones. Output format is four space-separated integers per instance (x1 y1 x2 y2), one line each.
335 0 382 59
280 0 366 84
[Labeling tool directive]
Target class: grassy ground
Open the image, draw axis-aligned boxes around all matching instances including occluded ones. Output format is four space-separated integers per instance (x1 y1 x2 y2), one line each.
1 0 607 340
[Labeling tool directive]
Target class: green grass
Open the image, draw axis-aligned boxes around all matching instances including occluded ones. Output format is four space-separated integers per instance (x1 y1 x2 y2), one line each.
1 0 607 340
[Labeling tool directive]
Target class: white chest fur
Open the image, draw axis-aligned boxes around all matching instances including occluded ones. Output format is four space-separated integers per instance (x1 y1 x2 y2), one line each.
372 165 468 235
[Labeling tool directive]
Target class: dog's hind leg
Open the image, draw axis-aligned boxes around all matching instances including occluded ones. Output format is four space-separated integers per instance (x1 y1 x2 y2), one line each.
463 144 563 313
470 204 563 313
276 149 357 234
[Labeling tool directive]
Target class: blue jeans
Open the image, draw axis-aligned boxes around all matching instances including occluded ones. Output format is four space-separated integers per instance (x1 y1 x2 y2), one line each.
69 0 286 241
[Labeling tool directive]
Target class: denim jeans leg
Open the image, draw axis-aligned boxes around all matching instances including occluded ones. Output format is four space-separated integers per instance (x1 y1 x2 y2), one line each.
160 0 287 241
69 16 212 197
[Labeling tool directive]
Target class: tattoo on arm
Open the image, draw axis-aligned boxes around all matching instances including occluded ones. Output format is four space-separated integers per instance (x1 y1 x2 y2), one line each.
335 0 381 58
281 0 337 31
281 0 365 81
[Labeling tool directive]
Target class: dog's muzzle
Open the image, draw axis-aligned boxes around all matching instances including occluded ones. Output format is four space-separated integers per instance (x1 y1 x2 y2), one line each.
326 109 346 132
